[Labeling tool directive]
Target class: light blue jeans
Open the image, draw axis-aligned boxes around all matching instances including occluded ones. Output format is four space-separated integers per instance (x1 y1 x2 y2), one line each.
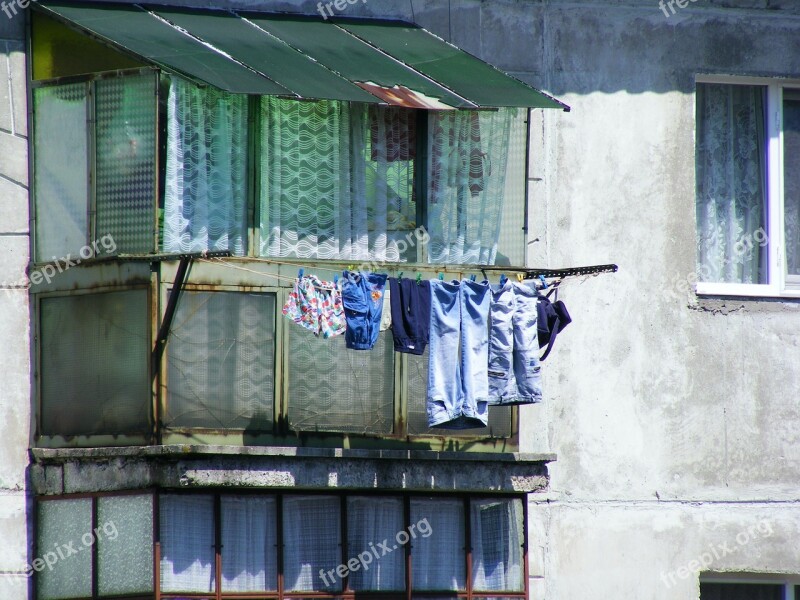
427 279 491 429
487 282 542 405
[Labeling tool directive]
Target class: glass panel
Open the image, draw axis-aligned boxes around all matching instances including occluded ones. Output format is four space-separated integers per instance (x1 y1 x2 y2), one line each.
696 83 768 284
40 290 150 436
783 89 800 277
165 291 276 430
283 495 341 592
699 582 783 600
410 498 465 591
96 73 157 254
221 495 278 592
97 494 154 596
260 99 418 262
427 109 518 266
36 499 92 600
407 350 512 437
33 83 89 262
497 112 528 266
160 494 215 593
471 498 524 592
288 329 394 434
347 497 405 591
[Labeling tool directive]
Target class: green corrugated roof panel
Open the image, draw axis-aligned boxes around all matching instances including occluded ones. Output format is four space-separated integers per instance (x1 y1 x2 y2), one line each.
151 7 377 103
35 1 293 96
243 13 476 109
339 20 568 110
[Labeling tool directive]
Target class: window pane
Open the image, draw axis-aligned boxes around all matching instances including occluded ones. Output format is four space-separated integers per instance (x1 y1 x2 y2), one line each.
33 83 89 262
699 582 783 600
283 495 341 592
159 494 215 593
165 291 276 430
471 498 524 592
427 108 520 266
260 99 417 262
696 83 768 284
410 498 465 591
347 497 405 591
407 350 512 437
784 89 800 277
36 499 92 600
496 111 528 266
221 495 277 592
288 330 394 434
40 290 150 436
163 76 248 256
97 494 154 596
96 73 157 254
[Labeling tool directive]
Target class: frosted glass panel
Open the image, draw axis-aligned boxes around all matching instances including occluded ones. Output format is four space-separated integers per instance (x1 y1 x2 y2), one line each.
33 83 89 262
97 494 154 596
471 498 524 592
283 496 341 592
165 291 276 430
497 111 527 266
160 494 215 593
40 290 150 436
288 330 394 434
96 73 157 254
407 349 512 437
221 495 277 592
410 498 465 591
36 499 92 600
347 497 405 591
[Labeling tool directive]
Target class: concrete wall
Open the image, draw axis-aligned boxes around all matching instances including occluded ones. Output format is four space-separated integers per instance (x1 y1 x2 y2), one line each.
0 6 29 600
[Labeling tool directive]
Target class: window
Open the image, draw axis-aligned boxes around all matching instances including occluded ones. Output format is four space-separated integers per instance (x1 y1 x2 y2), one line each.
700 579 800 600
695 77 800 296
36 492 527 600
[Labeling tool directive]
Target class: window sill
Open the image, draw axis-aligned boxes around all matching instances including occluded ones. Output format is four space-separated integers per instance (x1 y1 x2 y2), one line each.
696 282 800 299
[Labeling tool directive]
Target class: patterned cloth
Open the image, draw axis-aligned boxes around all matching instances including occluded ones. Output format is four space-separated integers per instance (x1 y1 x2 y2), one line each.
283 275 346 339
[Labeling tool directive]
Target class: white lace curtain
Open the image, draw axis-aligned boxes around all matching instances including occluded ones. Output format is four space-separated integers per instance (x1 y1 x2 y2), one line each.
696 83 768 284
471 498 524 592
260 99 416 262
282 496 341 592
163 76 248 255
347 497 406 590
427 108 516 265
159 495 215 593
220 496 277 592
410 498 465 591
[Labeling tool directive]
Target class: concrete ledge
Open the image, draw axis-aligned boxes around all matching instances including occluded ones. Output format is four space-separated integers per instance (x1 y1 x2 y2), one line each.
30 445 554 496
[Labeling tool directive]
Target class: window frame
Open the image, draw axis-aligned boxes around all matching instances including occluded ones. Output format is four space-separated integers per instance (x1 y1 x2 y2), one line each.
34 490 529 600
700 574 800 600
695 74 800 298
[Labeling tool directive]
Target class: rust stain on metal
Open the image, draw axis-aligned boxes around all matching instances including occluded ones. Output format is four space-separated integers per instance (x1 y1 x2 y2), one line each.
355 82 456 110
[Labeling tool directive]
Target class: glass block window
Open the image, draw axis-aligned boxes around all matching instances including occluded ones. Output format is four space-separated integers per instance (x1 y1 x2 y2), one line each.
165 291 276 430
33 82 89 263
406 350 512 437
160 494 215 593
287 330 394 434
36 499 92 600
39 290 150 437
95 73 157 254
97 494 154 596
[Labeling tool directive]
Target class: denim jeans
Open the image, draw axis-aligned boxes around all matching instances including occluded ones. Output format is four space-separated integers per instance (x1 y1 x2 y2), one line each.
427 279 491 429
341 271 387 350
487 282 542 405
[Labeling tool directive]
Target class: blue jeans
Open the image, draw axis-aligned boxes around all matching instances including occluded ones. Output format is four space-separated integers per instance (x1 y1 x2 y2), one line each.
341 271 387 350
487 282 542 405
427 279 491 429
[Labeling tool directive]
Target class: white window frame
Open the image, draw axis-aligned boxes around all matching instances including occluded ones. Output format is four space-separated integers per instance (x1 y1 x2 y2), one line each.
695 74 800 298
700 573 800 600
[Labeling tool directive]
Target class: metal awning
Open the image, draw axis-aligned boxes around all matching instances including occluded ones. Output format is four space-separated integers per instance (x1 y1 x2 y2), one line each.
33 0 569 110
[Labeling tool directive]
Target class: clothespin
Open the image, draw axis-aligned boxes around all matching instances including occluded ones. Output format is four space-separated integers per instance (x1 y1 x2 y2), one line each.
438 273 444 281
539 275 548 289
517 273 524 282
416 273 422 284
298 268 304 278
470 274 476 282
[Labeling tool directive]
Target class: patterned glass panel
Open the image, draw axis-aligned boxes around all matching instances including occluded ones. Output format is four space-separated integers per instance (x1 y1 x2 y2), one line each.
406 349 512 437
287 329 394 434
33 83 89 262
165 291 276 430
497 111 528 266
97 494 154 596
96 73 157 254
39 290 150 436
36 499 92 600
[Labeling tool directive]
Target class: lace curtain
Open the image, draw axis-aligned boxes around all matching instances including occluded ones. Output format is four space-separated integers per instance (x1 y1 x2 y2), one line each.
783 92 800 276
283 496 341 592
347 497 406 590
221 496 277 592
163 76 248 255
471 498 524 591
696 83 768 284
159 495 215 593
260 99 416 261
427 108 516 265
410 498 465 591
